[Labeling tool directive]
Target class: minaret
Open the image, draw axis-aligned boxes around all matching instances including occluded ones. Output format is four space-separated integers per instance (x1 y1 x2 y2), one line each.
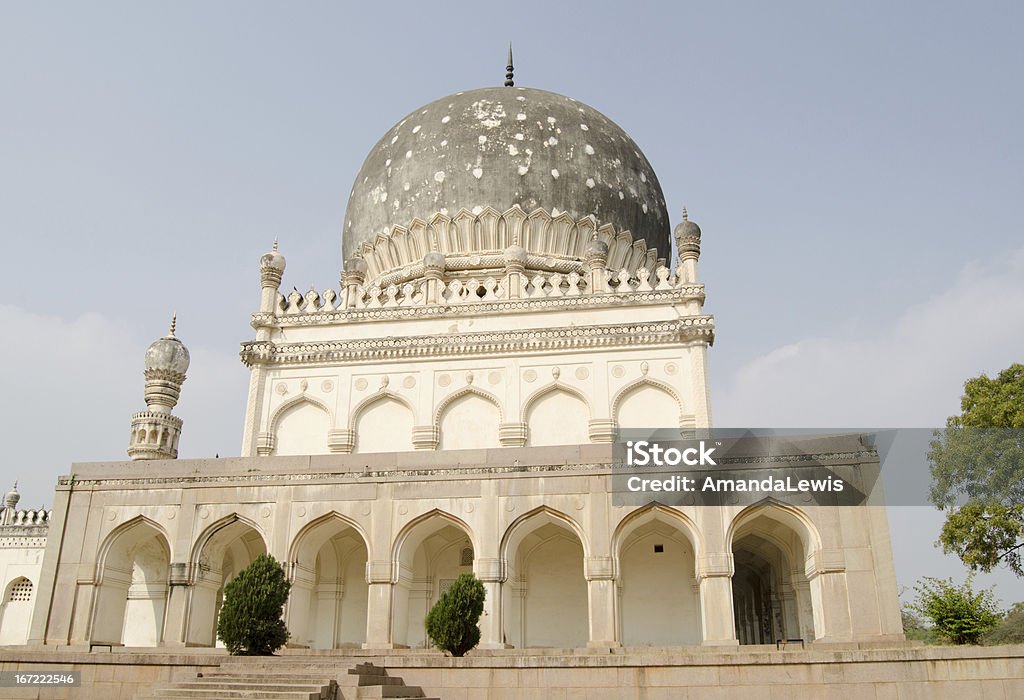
1 482 19 525
127 315 191 460
674 207 702 283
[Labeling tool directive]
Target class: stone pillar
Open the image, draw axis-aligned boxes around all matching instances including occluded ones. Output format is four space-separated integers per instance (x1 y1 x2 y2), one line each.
363 560 395 649
698 553 738 645
161 562 192 647
341 256 368 309
422 252 446 305
584 557 619 648
502 245 527 299
474 557 509 649
807 550 853 641
584 236 609 293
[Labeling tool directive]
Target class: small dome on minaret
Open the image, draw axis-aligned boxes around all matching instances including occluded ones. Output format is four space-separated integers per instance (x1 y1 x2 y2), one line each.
260 238 287 274
4 482 19 510
144 315 191 376
128 315 190 461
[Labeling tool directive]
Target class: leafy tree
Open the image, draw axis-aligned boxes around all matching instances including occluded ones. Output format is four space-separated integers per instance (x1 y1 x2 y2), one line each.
901 606 938 644
983 602 1024 645
216 553 292 655
910 575 1002 645
424 572 486 657
928 363 1024 576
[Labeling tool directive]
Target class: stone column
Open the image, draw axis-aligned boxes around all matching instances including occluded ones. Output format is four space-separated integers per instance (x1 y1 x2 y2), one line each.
584 237 609 293
363 560 395 649
584 557 619 648
474 557 509 649
161 563 192 647
502 245 527 299
697 553 738 645
806 549 853 641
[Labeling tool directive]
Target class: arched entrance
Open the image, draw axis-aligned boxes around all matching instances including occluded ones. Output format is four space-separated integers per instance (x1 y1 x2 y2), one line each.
92 517 170 647
391 511 475 648
729 505 815 644
287 513 369 648
502 507 588 648
614 506 701 646
187 515 266 647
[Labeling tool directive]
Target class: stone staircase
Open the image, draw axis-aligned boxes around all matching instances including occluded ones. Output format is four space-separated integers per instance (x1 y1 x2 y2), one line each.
137 659 437 700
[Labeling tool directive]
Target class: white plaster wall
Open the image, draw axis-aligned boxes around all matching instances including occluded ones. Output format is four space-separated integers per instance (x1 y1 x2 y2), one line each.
439 394 500 450
524 535 587 647
0 539 44 646
526 391 589 447
619 531 700 646
274 402 329 456
355 398 414 453
617 384 681 429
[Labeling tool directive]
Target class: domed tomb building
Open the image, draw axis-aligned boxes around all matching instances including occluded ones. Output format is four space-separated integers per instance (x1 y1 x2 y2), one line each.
27 79 902 652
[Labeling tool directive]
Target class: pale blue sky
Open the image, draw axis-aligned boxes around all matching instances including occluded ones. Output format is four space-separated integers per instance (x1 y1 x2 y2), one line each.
1 2 1022 601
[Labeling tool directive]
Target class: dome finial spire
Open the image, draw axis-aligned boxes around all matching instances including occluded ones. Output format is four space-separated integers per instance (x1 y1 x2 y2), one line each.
273 237 279 252
682 206 689 222
504 43 514 87
168 312 177 338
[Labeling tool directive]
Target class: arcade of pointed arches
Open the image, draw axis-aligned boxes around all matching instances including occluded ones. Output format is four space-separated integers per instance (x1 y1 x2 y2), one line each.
268 379 695 456
83 501 828 649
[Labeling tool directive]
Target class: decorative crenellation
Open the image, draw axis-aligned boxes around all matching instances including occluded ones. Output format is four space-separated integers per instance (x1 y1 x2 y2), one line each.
0 508 51 527
268 265 693 319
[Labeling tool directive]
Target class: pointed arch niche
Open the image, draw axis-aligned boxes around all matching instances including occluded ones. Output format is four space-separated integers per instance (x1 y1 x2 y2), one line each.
523 384 590 447
501 507 588 648
186 515 267 647
352 392 415 453
91 517 170 647
287 513 370 649
613 505 702 646
390 510 475 648
271 396 331 456
613 378 683 432
436 388 501 450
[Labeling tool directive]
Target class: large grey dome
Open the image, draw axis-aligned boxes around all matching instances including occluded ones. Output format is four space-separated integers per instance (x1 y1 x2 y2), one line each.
343 86 670 261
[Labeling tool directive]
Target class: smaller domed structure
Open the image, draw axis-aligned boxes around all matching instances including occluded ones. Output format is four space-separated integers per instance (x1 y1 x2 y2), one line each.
4 482 19 510
128 316 190 461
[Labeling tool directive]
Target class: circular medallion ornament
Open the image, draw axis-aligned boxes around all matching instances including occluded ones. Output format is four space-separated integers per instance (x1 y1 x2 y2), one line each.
261 506 271 518
611 365 625 379
523 369 538 383
199 507 210 519
575 499 585 511
665 363 678 375
438 374 452 387
506 502 516 512
354 378 368 391
322 380 334 392
398 504 408 515
106 510 116 521
488 371 501 385
167 509 176 520
575 367 589 380
276 383 288 395
465 503 474 513
402 376 416 389
296 505 306 517
361 504 371 516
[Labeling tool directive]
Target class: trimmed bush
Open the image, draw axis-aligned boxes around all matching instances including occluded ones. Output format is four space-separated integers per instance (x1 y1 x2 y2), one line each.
425 572 486 657
216 553 292 655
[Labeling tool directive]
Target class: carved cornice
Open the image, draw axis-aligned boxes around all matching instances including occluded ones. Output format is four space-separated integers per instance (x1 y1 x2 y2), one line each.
240 317 714 367
257 286 706 328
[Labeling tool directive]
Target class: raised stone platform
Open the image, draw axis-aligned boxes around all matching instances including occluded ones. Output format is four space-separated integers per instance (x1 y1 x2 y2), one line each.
2 644 1023 699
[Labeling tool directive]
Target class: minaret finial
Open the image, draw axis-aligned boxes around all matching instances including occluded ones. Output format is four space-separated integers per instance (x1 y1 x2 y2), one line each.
168 312 177 338
504 43 514 87
682 206 688 222
273 237 279 252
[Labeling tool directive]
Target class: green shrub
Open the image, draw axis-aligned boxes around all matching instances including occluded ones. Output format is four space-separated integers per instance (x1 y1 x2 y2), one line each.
216 553 292 655
983 602 1024 645
910 575 1002 645
425 572 486 656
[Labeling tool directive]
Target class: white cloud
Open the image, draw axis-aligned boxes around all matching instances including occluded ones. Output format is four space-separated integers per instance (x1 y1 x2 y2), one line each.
715 248 1024 428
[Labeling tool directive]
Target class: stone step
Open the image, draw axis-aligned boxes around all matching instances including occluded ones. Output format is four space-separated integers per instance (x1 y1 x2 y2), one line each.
198 672 341 683
159 681 329 693
348 663 387 676
140 691 321 700
353 684 426 699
